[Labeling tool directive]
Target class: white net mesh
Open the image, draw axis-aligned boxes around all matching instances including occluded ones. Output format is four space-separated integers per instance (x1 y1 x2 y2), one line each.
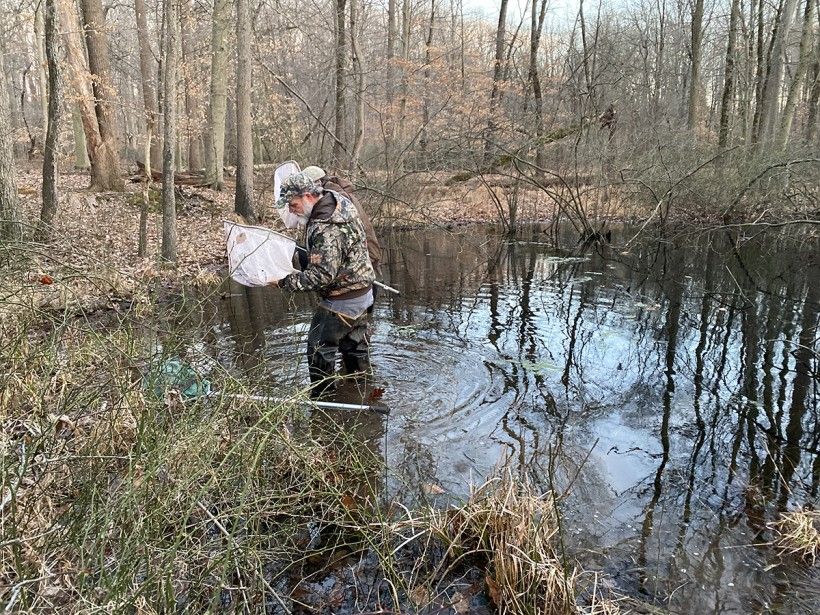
224 221 297 287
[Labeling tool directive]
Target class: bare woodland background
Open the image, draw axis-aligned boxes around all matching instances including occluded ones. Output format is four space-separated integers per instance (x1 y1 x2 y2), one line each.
0 0 818 257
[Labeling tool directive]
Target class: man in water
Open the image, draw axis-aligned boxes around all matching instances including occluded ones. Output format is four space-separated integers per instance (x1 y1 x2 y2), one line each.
271 172 375 396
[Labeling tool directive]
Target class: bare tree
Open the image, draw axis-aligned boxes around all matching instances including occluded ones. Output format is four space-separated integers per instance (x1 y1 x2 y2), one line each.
419 0 435 154
59 0 111 189
34 3 48 137
350 0 365 169
757 0 800 144
718 0 741 148
387 0 397 103
79 0 125 191
687 0 706 130
383 0 398 168
485 0 509 162
652 0 668 117
0 49 22 241
528 0 549 168
333 0 348 166
135 0 157 256
38 0 60 236
161 0 178 261
395 0 411 160
578 0 592 98
135 0 161 170
234 0 255 221
750 0 766 142
181 2 202 171
205 0 230 189
776 0 816 148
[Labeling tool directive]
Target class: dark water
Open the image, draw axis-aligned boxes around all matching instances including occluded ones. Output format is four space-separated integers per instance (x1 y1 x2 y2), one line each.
201 224 819 613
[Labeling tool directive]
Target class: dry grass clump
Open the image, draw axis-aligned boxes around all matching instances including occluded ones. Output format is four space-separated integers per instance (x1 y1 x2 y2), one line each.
405 467 579 614
770 508 820 563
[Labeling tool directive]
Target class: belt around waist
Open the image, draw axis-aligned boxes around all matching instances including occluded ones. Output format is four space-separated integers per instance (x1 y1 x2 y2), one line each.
323 285 373 300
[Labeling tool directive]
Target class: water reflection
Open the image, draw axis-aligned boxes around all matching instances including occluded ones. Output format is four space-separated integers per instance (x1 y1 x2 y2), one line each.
204 225 818 613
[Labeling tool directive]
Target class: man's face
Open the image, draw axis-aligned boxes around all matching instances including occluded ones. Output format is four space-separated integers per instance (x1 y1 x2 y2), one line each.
287 193 309 216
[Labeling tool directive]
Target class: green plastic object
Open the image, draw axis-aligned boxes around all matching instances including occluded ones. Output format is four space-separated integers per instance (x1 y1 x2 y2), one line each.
145 357 211 400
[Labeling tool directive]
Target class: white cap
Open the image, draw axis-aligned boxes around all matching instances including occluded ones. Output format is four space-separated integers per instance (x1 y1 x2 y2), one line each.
302 166 325 181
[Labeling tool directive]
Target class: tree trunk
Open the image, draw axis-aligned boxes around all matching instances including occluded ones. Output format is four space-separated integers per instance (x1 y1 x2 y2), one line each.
420 0 435 155
529 0 548 169
333 0 348 166
39 0 60 236
19 66 37 159
350 0 365 169
134 0 161 169
758 0 800 144
458 0 465 88
807 54 820 142
71 105 90 169
205 0 230 188
59 0 109 188
138 128 151 257
384 0 397 170
161 0 178 262
79 0 124 190
174 18 184 171
484 0 509 163
234 0 255 221
0 50 22 242
396 0 411 155
181 4 202 171
751 0 766 142
387 0 396 104
579 0 591 97
718 0 741 148
134 0 156 257
776 0 816 148
649 0 667 117
589 0 602 109
34 4 49 140
687 0 705 130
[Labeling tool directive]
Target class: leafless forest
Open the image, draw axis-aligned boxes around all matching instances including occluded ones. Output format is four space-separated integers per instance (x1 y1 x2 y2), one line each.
0 0 818 247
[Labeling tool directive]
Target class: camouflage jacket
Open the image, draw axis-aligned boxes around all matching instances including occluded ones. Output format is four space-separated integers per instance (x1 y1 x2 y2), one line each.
322 176 382 271
279 190 375 298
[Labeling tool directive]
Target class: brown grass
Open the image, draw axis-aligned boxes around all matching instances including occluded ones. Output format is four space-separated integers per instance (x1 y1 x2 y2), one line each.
770 509 820 563
396 466 579 614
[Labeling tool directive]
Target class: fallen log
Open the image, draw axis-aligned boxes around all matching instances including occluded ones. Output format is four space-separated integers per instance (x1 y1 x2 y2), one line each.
131 160 212 186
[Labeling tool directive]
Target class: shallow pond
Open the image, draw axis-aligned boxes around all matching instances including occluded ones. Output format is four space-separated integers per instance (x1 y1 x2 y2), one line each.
197 224 818 613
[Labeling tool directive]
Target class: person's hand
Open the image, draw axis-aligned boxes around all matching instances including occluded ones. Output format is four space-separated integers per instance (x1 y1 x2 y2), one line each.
267 279 280 288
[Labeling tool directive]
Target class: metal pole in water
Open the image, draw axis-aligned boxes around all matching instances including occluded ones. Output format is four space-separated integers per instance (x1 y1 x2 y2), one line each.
212 391 389 414
373 280 400 295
